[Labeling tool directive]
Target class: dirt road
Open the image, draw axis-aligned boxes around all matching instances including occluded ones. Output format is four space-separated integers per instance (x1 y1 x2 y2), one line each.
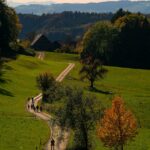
56 63 75 82
27 62 75 150
37 52 45 60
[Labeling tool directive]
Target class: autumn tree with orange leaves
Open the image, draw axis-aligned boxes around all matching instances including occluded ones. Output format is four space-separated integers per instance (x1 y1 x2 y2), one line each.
97 97 138 150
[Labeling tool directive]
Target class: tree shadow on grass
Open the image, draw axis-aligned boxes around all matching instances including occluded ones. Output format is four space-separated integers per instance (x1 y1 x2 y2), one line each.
0 76 12 97
0 77 11 84
0 87 14 97
4 64 13 71
90 87 114 95
0 78 6 83
0 64 13 83
0 65 13 97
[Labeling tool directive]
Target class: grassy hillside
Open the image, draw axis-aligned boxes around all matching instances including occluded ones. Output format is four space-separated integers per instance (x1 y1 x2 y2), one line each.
0 52 149 150
0 53 73 150
63 60 150 150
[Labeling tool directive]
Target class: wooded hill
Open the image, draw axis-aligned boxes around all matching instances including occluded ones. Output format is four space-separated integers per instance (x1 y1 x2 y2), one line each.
15 1 150 15
19 12 113 41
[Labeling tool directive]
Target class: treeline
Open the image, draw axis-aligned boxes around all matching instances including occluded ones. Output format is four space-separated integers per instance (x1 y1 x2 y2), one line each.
0 0 36 59
18 12 113 41
81 9 150 69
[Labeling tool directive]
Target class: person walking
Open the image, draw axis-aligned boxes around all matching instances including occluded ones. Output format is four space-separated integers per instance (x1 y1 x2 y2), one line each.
51 138 55 150
31 103 34 110
40 106 42 112
36 105 39 112
32 97 34 104
33 105 36 112
27 104 30 110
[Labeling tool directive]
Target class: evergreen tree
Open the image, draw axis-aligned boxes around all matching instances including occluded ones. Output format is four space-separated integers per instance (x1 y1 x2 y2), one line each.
111 8 130 23
0 0 21 57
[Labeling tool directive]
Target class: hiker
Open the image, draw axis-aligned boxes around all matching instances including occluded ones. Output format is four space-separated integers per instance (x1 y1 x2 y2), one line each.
51 138 55 150
32 97 34 104
33 105 36 112
27 104 30 110
31 103 34 110
36 105 39 112
40 106 42 112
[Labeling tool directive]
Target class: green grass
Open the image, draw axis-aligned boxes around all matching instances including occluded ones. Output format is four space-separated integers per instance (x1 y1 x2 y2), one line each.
0 52 150 150
0 53 75 150
62 59 150 150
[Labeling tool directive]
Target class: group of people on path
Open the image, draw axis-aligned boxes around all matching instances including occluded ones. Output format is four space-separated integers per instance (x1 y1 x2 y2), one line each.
27 97 56 150
27 97 42 113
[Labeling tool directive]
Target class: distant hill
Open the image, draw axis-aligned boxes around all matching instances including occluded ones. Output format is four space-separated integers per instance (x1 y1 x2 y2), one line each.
15 1 150 15
19 12 113 41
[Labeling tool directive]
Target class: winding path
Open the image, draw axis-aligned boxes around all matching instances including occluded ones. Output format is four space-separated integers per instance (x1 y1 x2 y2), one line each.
27 58 75 150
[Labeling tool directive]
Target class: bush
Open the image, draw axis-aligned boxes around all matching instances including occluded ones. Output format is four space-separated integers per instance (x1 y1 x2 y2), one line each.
57 87 103 150
11 42 35 56
55 45 76 54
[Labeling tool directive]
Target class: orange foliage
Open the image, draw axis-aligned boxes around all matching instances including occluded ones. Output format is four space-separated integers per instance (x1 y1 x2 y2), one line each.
97 97 137 149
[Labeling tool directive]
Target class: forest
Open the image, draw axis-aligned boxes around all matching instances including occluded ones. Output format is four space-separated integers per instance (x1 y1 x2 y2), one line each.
19 12 113 41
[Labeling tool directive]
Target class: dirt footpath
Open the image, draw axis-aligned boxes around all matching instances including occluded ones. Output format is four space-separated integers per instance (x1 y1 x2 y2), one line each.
27 62 75 150
37 52 45 60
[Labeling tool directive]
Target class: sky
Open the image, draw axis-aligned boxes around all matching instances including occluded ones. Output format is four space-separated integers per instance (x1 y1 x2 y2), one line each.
7 0 149 5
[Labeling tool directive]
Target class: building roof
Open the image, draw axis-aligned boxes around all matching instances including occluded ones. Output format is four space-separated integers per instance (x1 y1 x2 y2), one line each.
30 34 61 51
31 34 43 46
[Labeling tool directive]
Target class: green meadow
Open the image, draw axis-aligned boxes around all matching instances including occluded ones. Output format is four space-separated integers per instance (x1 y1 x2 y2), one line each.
0 52 150 150
63 56 150 150
0 53 71 150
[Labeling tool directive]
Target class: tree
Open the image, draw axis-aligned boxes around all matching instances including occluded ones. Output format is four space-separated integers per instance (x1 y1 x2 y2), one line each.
46 82 64 103
36 72 56 102
80 59 107 89
0 0 21 57
26 31 36 42
97 97 138 150
111 9 130 23
57 87 102 150
81 21 118 64
112 13 150 69
0 58 3 81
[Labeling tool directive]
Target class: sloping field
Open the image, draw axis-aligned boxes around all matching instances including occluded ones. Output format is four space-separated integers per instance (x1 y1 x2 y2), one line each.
63 60 150 150
0 53 74 150
0 52 149 150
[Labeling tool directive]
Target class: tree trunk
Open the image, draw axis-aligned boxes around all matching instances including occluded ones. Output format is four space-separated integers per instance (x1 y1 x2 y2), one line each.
120 144 123 150
84 131 88 150
90 80 94 89
82 124 89 150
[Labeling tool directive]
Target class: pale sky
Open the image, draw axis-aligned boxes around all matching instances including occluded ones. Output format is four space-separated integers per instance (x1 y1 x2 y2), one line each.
8 0 116 4
7 0 149 5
